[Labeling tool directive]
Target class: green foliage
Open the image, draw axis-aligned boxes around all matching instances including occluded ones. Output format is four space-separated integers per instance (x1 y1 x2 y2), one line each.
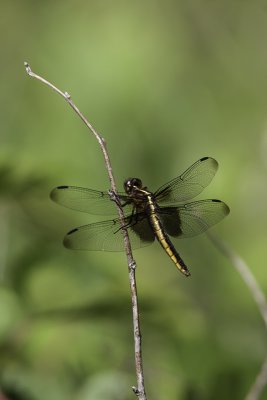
1 1 267 398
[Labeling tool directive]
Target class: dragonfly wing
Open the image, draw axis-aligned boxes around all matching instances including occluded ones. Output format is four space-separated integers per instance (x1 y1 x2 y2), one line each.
63 215 155 251
50 186 132 215
159 199 230 238
155 157 219 205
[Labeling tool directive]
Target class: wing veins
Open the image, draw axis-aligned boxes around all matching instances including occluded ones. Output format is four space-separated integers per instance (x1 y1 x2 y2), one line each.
155 157 219 204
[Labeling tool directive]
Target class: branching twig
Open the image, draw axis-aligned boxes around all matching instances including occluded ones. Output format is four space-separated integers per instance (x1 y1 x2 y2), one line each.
208 233 267 400
24 62 147 399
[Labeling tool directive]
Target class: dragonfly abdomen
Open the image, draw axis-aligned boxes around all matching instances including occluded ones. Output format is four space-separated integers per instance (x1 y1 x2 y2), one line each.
146 194 191 277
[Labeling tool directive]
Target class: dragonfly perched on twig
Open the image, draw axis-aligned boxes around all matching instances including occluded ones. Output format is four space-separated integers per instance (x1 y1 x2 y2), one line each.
51 157 230 276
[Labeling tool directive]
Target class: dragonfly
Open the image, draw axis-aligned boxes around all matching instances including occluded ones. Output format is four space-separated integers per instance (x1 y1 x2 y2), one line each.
50 157 230 277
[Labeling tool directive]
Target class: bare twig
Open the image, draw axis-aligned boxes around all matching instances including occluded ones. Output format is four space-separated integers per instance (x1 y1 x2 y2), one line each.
24 62 147 399
208 233 267 400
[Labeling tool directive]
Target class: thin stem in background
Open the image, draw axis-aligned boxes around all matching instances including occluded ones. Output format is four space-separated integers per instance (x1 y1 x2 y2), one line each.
245 357 267 400
24 62 147 400
208 233 267 400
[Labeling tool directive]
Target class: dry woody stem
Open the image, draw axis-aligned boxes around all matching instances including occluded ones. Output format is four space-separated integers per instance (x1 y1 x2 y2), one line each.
24 62 147 399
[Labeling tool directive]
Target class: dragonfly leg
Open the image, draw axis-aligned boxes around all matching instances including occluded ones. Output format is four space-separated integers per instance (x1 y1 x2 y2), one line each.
108 190 132 209
113 208 142 234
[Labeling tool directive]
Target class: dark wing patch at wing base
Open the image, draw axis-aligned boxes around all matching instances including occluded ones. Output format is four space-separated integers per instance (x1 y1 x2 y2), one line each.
63 215 155 252
159 199 230 238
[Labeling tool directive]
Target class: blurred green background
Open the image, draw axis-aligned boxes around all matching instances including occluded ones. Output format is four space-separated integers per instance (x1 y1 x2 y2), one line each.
1 1 267 399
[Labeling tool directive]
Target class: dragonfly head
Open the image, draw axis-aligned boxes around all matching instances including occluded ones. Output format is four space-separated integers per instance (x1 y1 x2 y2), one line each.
124 178 143 194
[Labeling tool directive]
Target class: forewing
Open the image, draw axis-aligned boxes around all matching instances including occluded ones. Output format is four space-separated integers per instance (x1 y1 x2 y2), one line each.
159 199 230 238
50 186 132 215
63 215 155 251
155 157 219 205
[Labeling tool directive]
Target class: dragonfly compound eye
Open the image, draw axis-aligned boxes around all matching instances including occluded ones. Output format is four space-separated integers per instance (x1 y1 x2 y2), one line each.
124 178 143 194
132 178 142 188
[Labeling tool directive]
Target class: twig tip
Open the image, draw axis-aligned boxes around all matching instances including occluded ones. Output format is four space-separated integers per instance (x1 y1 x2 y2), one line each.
24 61 32 76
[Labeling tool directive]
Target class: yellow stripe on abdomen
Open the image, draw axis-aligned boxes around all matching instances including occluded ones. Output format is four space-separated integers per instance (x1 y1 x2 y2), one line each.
146 195 190 277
